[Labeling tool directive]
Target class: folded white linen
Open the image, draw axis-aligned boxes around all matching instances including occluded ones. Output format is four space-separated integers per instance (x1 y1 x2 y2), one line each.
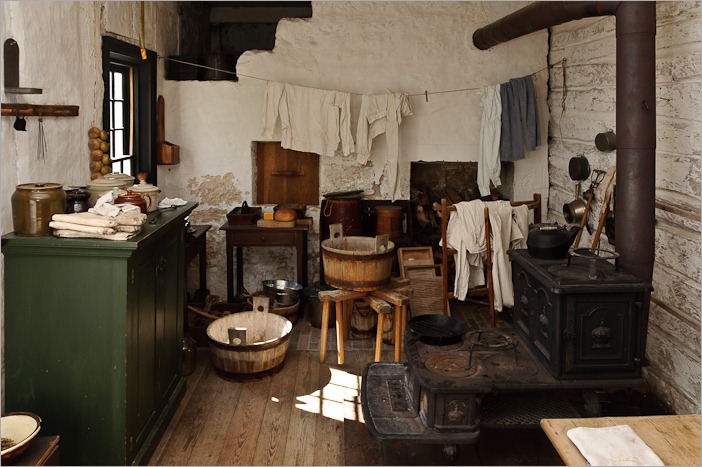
115 224 142 233
52 212 118 228
566 425 664 466
89 191 141 217
115 211 148 226
52 229 139 241
49 221 116 235
159 197 187 208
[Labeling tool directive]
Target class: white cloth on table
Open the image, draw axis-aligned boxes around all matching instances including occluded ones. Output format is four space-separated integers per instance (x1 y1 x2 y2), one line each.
158 197 187 209
52 229 140 241
355 91 412 200
477 84 502 197
49 221 115 235
566 425 664 466
51 212 118 228
261 81 355 157
114 211 148 226
89 191 141 217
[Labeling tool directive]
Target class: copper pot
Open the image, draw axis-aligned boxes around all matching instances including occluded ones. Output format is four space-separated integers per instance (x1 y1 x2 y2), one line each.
114 190 150 213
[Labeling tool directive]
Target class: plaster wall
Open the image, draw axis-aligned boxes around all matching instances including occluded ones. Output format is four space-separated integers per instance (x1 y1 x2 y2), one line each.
548 1 701 413
159 1 549 296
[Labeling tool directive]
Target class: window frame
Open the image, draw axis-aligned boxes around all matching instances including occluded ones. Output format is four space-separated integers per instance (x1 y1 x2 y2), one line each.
102 36 157 184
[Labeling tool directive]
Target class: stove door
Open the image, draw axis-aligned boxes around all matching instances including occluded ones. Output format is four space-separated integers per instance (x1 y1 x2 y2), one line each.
563 293 644 378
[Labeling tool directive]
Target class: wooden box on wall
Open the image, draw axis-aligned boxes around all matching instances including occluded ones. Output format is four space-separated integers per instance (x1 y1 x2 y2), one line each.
256 142 319 205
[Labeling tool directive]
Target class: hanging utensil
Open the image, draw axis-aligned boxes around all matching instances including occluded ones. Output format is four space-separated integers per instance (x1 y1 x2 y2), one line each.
13 111 26 131
37 112 47 161
573 170 606 248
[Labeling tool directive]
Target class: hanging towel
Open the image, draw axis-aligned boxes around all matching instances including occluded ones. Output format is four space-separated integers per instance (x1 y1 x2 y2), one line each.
500 75 541 161
485 200 516 311
510 204 530 249
477 84 503 196
356 91 412 200
262 81 354 157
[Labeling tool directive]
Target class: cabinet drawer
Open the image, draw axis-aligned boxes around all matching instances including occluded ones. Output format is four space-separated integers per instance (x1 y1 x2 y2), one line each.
234 230 295 246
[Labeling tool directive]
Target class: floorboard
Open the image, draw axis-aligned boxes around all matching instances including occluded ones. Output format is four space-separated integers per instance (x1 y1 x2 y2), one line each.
149 303 572 466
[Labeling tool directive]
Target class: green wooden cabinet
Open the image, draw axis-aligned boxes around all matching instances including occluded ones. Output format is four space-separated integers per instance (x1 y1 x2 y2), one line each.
2 203 196 466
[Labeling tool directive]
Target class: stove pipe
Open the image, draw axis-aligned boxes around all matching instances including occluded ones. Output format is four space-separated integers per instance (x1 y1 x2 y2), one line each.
473 2 656 283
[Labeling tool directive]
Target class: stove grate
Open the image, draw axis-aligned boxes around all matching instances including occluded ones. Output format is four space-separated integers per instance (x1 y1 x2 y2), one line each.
480 391 580 429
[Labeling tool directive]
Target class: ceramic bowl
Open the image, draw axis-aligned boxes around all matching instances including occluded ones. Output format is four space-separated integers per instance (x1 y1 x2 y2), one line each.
1 412 42 462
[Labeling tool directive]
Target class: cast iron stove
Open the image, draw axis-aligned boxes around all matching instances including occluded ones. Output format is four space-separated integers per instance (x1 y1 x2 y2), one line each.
361 248 652 455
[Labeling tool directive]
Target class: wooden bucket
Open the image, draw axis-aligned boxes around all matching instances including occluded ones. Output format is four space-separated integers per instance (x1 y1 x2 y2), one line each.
321 226 395 292
375 205 403 241
207 311 293 380
350 300 377 339
321 198 363 239
247 293 301 325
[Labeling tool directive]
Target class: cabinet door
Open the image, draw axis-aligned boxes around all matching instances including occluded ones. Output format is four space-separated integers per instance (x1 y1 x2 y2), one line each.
155 227 183 405
128 254 158 460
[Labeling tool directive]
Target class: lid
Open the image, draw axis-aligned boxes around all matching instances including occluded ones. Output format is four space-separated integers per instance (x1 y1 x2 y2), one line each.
110 172 135 182
17 182 63 191
130 180 159 193
323 189 364 200
88 176 129 188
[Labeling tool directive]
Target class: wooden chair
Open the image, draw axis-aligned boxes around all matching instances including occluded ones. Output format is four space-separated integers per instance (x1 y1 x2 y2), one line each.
440 193 542 327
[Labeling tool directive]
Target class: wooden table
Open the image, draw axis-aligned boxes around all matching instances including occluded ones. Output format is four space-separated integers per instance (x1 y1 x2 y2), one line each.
219 222 308 303
540 414 701 466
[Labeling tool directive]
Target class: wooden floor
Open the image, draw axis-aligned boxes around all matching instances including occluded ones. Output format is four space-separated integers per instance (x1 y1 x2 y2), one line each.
149 303 565 466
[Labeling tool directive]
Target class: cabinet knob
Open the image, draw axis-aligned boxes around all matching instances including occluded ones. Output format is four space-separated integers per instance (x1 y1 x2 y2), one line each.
260 235 266 242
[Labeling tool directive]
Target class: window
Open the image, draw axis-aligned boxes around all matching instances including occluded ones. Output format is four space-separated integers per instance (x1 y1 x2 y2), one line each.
102 36 157 182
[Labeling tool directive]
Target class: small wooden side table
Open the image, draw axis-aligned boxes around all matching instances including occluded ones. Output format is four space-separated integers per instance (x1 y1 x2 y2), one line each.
13 435 60 466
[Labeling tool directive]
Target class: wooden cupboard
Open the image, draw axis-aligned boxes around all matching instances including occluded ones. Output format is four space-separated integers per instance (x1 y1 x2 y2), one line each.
2 203 196 465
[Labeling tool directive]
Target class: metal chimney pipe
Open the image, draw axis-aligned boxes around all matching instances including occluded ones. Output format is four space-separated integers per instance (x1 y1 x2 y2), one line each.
472 1 656 282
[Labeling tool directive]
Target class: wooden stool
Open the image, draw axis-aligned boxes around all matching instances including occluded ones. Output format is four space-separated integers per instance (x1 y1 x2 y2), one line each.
318 278 411 365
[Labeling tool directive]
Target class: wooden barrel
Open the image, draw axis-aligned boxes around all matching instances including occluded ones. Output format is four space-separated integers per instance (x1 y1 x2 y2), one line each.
321 236 395 291
321 199 363 239
375 205 403 241
350 300 377 339
207 312 292 380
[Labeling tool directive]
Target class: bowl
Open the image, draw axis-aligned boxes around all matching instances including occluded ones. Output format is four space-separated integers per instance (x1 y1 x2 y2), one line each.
262 280 303 306
1 412 42 462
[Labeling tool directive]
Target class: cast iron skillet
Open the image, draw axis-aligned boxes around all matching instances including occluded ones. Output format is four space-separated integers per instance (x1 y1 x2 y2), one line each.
407 314 467 346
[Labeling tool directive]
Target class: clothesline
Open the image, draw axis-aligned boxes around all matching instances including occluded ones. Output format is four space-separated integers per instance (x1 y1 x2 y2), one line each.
158 55 567 101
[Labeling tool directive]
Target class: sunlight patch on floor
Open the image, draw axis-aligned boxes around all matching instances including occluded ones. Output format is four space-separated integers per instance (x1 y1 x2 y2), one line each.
293 367 364 421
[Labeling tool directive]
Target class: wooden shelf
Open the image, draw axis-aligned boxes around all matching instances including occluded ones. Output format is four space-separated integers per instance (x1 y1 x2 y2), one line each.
1 103 79 117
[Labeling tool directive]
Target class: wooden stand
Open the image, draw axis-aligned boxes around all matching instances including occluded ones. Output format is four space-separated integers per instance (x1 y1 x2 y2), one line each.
318 278 411 365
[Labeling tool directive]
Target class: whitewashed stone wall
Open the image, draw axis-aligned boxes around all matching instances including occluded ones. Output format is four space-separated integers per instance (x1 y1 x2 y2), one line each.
548 2 701 414
160 1 549 296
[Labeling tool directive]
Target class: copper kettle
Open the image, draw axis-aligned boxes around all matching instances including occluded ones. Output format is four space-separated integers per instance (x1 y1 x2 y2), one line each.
114 190 150 213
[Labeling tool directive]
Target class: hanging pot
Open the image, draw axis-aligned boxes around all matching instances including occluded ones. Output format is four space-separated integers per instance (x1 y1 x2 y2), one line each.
568 156 591 181
407 314 467 346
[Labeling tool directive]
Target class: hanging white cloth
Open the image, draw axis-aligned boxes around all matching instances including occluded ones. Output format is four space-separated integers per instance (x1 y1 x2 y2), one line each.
477 84 502 196
443 200 487 300
262 81 355 157
485 200 516 311
511 204 530 249
355 91 412 200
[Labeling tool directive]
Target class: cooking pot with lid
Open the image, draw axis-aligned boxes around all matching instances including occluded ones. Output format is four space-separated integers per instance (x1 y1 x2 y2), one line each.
527 223 580 260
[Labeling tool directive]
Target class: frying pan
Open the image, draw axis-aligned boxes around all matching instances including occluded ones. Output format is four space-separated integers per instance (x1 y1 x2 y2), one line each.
407 314 467 346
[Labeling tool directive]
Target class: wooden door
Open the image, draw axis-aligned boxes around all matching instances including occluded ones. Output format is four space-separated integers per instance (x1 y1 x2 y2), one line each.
256 142 319 205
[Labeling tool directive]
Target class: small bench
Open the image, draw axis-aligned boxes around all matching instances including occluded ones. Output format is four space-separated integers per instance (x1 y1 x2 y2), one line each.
318 278 411 365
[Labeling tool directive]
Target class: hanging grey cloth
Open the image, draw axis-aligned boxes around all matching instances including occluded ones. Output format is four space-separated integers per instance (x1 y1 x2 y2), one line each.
499 75 540 161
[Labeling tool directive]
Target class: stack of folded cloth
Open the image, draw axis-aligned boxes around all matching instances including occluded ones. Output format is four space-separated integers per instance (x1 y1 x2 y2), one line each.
50 211 148 240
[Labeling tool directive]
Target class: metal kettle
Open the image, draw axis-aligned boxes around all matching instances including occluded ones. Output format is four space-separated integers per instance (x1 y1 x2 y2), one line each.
526 223 581 260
